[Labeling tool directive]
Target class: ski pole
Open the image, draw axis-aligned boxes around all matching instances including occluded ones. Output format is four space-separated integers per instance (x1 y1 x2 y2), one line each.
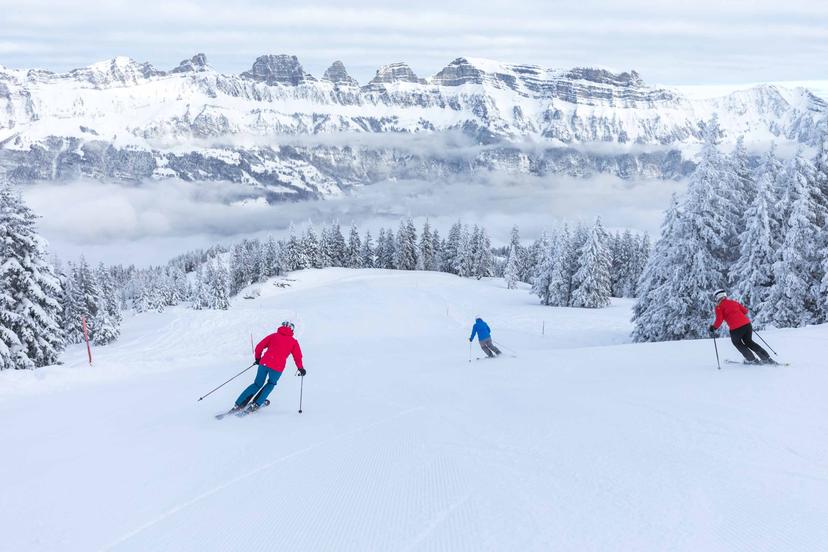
197 363 257 401
468 341 472 363
297 372 304 414
753 330 777 356
711 332 721 370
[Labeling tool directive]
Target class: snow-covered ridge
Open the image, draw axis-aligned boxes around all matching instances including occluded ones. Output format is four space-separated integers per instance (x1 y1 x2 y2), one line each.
0 53 825 198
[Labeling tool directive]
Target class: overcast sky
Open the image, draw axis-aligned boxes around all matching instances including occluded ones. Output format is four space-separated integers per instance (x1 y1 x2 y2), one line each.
1 0 826 85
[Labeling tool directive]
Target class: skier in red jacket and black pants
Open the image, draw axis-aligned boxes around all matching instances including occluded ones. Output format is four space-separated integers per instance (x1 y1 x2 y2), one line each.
232 321 306 414
709 289 774 365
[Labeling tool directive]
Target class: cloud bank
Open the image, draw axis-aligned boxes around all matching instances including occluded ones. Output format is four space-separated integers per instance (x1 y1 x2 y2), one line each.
21 174 683 266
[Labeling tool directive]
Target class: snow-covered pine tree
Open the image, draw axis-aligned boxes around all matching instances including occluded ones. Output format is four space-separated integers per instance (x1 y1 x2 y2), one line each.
361 230 375 268
418 221 434 271
547 227 576 307
508 226 529 282
346 224 362 268
442 222 463 275
323 222 347 267
60 263 86 344
815 136 828 318
205 259 230 310
468 226 493 279
458 224 472 277
429 229 442 271
766 151 822 327
0 186 65 369
281 224 306 271
626 232 650 298
262 235 281 278
504 245 520 289
73 257 105 338
632 196 687 342
728 136 754 229
93 263 121 345
377 228 397 269
530 232 554 304
731 150 783 327
571 219 612 308
304 227 324 269
609 231 627 298
395 218 418 271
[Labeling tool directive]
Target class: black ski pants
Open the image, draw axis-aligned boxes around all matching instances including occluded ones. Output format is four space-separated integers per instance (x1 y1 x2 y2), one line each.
730 323 769 362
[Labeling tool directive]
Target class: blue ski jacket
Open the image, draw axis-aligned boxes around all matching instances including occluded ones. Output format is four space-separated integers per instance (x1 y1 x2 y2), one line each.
469 318 491 342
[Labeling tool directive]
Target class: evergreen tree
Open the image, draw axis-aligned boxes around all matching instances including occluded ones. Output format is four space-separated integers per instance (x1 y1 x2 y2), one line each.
283 224 308 271
430 229 442 272
0 187 65 369
571 219 612 308
504 245 520 289
508 226 529 282
766 152 822 327
731 150 782 326
468 226 493 279
324 222 347 267
530 232 555 304
376 228 396 269
632 196 687 342
303 227 323 269
346 224 363 268
442 221 463 275
194 260 230 310
262 235 281 278
418 221 434 271
93 263 121 345
548 226 578 307
395 218 418 270
361 230 375 268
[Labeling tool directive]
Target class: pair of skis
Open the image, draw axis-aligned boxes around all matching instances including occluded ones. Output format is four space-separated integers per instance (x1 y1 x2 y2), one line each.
215 399 271 420
724 359 790 366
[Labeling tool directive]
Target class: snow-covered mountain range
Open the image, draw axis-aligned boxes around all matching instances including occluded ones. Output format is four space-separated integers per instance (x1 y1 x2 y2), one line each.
1 54 826 200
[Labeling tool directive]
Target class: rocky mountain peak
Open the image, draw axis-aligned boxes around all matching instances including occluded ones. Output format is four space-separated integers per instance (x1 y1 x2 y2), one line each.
240 54 315 86
171 53 210 74
322 61 358 86
68 57 163 86
431 58 486 86
368 62 425 86
563 67 644 87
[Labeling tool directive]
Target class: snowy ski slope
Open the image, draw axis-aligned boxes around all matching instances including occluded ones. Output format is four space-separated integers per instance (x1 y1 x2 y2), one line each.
2 269 827 551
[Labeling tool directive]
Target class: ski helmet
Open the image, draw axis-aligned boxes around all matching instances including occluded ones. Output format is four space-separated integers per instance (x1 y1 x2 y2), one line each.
281 320 295 331
713 289 727 303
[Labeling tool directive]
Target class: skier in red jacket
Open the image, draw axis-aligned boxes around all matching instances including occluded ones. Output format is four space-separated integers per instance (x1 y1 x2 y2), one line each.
232 321 305 414
708 289 774 365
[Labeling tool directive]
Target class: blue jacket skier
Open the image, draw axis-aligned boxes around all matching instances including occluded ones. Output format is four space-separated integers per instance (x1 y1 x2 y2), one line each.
469 317 501 358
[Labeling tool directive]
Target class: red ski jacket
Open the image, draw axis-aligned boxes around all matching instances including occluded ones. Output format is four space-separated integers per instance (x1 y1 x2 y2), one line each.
255 326 303 373
712 298 751 331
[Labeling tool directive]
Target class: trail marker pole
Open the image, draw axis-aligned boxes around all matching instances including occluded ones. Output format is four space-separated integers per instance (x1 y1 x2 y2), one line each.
81 316 93 366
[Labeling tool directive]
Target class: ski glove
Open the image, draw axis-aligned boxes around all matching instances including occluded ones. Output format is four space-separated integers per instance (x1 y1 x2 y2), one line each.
708 325 717 333
254 359 260 365
297 367 307 376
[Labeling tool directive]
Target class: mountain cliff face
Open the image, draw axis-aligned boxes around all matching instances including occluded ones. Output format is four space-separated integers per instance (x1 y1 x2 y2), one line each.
0 54 825 200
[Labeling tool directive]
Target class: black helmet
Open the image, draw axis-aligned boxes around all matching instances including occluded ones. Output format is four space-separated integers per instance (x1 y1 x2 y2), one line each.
281 320 295 331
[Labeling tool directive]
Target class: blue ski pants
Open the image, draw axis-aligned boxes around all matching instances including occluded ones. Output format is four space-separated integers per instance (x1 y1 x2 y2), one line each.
236 364 282 407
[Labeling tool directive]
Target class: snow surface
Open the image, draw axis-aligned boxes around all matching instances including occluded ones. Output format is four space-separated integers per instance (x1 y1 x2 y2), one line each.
2 268 827 551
